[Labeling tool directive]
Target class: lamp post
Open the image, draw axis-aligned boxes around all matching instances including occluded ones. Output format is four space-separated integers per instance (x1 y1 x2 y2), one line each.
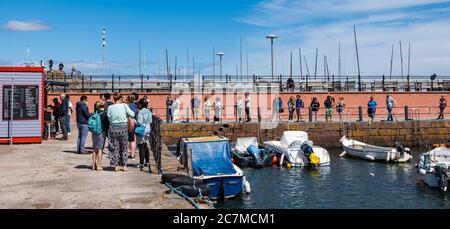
102 28 106 76
266 34 278 81
217 52 224 81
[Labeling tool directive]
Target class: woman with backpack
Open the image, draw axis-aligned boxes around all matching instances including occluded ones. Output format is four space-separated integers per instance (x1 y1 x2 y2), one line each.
107 92 135 172
135 98 153 171
90 101 109 171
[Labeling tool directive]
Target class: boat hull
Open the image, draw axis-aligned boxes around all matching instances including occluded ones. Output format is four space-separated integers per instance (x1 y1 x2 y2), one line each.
340 136 412 163
418 173 440 188
200 175 244 199
264 142 330 167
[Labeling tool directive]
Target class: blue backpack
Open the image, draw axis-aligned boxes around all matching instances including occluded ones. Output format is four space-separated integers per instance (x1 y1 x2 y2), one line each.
88 111 103 134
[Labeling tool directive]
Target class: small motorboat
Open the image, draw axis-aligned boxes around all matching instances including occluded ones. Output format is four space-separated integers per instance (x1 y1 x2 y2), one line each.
231 137 266 168
177 136 251 199
416 147 450 191
264 131 330 167
340 136 412 163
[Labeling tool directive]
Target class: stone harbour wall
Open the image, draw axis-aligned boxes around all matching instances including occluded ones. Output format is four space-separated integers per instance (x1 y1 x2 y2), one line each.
162 120 450 148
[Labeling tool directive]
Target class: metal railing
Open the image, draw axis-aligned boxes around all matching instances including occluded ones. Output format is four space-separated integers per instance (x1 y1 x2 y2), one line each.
148 105 449 124
46 73 450 93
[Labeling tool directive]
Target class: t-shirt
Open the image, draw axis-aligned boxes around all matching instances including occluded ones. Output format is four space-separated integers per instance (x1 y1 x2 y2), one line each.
368 101 378 110
68 102 73 116
296 99 303 109
324 99 333 109
107 103 135 125
245 97 251 108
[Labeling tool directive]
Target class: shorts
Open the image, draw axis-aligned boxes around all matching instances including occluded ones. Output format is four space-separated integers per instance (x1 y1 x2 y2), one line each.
326 108 333 116
128 131 135 142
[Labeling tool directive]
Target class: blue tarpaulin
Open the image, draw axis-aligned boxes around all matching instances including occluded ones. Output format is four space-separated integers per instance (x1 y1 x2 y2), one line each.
185 140 236 176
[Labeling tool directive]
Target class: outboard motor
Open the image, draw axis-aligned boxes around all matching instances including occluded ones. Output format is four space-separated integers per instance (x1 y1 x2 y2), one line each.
301 142 319 167
394 142 411 157
247 145 264 168
434 164 449 192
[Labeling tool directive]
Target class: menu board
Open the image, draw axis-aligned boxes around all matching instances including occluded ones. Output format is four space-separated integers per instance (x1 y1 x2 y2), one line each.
3 85 39 120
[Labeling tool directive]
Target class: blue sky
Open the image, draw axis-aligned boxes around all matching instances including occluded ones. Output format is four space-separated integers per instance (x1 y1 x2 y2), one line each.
2 0 450 76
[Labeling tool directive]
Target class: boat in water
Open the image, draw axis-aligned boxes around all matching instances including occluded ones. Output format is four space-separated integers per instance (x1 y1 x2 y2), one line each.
264 131 331 167
416 146 450 191
177 136 251 199
340 136 412 163
231 137 266 168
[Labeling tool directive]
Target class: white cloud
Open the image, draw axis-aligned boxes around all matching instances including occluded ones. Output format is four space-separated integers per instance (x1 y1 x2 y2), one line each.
0 58 12 65
4 20 51 31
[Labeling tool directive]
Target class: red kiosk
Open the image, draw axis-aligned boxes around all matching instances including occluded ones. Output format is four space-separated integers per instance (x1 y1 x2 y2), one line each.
0 67 45 144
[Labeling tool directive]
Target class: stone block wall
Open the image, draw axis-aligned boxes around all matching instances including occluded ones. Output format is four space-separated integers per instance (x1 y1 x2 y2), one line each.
162 120 450 148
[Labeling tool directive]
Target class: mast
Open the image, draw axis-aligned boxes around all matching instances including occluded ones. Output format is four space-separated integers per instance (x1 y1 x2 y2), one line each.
299 48 303 79
213 46 215 76
389 44 394 80
165 49 170 78
400 41 404 80
290 51 293 78
246 53 249 78
139 41 142 75
314 48 318 80
240 37 243 80
338 42 341 78
353 25 361 91
407 42 411 91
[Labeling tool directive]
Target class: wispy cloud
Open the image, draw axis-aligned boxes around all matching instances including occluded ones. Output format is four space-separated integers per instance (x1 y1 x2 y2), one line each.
3 20 51 31
0 58 12 65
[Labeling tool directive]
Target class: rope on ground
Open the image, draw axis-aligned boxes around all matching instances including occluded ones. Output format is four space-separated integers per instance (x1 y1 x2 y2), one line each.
164 183 203 209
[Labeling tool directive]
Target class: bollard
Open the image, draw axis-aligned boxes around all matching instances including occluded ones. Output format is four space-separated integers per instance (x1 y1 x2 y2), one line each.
358 106 363 122
309 107 313 123
405 106 409 121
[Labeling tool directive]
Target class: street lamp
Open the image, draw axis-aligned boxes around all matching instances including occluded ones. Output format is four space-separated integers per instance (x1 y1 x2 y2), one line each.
217 52 225 81
266 34 278 81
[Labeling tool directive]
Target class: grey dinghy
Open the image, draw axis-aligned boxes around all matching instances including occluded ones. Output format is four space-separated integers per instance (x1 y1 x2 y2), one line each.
340 136 412 163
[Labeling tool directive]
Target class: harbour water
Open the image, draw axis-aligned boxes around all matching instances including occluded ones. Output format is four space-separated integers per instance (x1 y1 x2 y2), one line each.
216 148 450 209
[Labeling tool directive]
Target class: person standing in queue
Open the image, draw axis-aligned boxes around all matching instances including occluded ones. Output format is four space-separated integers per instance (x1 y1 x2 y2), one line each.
90 101 108 171
204 96 211 123
245 92 251 122
76 96 91 154
324 96 334 122
336 97 345 122
166 96 173 123
367 96 378 123
310 97 320 122
107 92 135 172
295 95 304 122
127 95 138 160
386 95 397 121
66 95 73 136
288 96 295 123
59 94 69 140
51 98 61 134
136 98 152 170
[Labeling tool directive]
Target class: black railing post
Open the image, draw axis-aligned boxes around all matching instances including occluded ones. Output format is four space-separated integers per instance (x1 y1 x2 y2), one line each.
141 74 144 92
358 106 363 122
309 107 313 123
89 76 93 93
226 74 228 83
63 73 67 93
405 106 409 121
382 75 385 91
111 74 114 92
81 74 85 93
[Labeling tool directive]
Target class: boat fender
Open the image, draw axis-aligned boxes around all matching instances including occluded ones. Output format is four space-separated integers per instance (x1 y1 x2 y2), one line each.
339 151 347 157
161 173 190 184
280 154 285 167
310 153 320 165
243 177 251 194
170 176 205 188
272 155 278 166
365 155 376 161
286 163 292 169
179 184 211 197
419 169 427 175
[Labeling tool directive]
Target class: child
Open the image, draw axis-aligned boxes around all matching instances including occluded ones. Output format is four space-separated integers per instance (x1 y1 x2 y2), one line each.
91 101 108 170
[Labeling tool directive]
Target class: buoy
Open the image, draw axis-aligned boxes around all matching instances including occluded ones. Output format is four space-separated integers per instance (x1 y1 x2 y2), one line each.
310 153 320 165
272 155 278 166
339 151 347 157
286 163 292 169
369 173 375 176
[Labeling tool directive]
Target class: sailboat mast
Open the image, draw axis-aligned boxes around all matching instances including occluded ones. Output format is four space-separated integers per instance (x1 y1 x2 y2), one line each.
400 41 404 80
390 44 394 80
314 48 318 80
299 48 303 79
353 25 361 91
338 42 341 78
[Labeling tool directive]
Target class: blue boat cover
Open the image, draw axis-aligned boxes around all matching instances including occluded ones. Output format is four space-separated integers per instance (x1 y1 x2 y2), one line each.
185 140 236 176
